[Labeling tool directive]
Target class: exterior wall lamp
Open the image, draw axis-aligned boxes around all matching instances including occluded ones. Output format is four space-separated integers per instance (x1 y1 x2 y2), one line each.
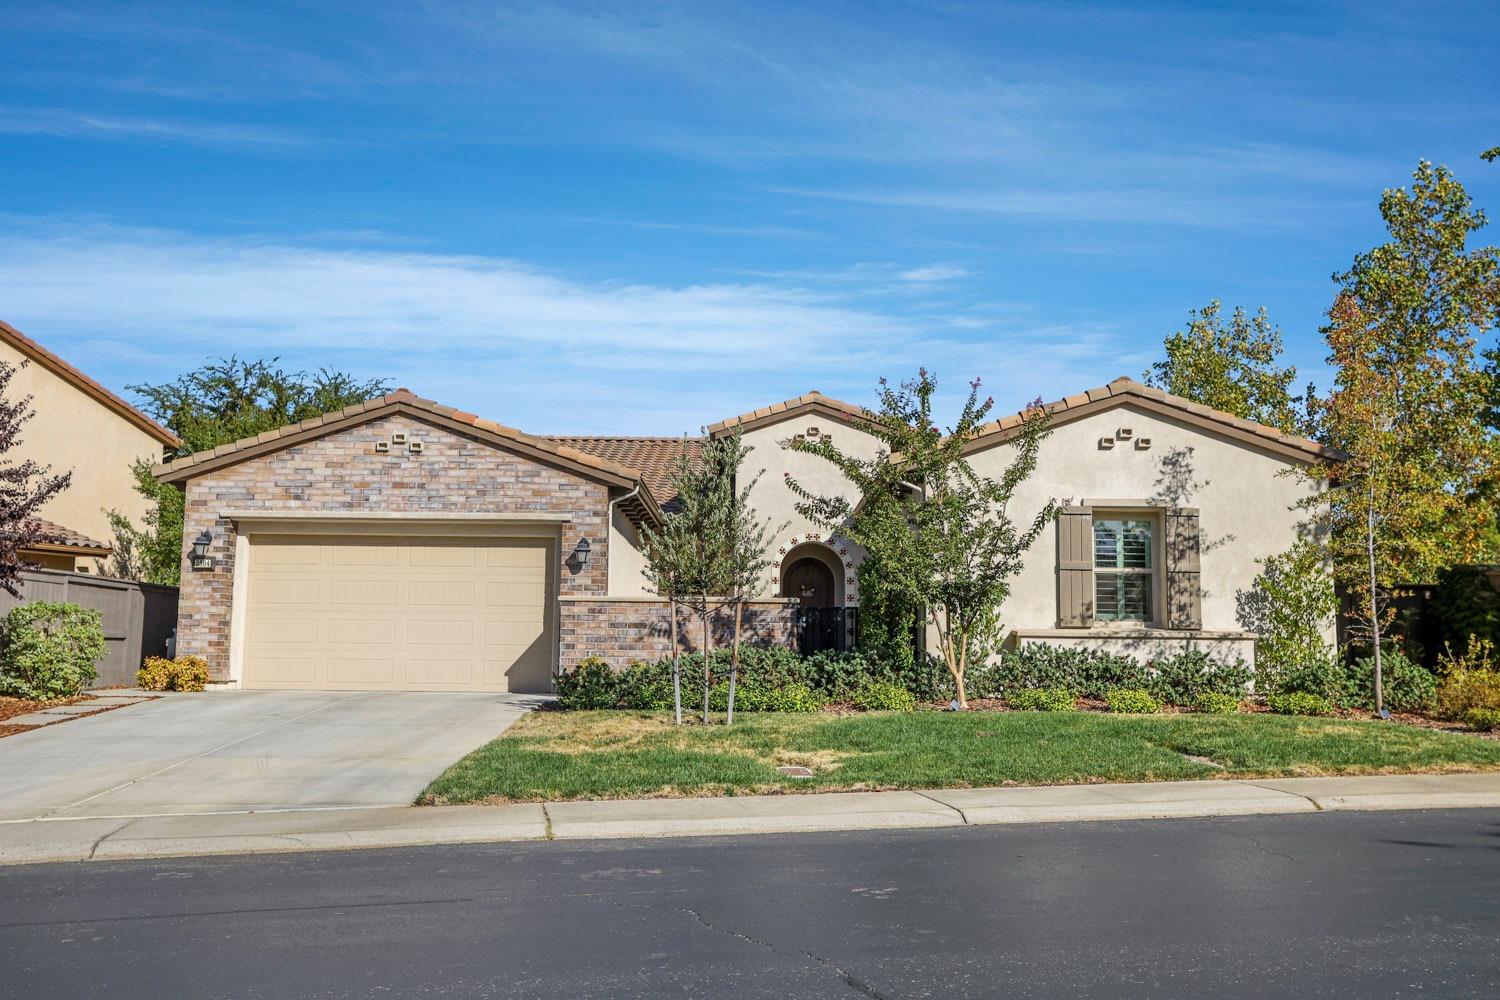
572 537 592 567
189 530 215 571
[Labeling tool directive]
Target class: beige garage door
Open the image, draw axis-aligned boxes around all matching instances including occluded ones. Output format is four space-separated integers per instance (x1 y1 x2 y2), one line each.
243 534 553 693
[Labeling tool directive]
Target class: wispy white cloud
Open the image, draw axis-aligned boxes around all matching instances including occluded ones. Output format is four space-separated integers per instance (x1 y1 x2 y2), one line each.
0 108 308 148
0 221 1125 432
899 264 970 282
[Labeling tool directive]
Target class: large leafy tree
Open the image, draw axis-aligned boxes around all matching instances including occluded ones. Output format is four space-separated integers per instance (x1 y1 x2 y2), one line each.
1305 161 1500 710
110 358 390 584
1144 300 1310 435
0 361 72 596
787 371 1057 708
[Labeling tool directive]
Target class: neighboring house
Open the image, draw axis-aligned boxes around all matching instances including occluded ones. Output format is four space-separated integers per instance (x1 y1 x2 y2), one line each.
155 378 1331 693
0 320 181 572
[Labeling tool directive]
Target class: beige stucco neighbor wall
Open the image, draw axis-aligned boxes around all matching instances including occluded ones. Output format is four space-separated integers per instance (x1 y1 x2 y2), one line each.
175 413 611 683
965 402 1328 660
1 341 164 566
608 506 653 597
739 415 881 603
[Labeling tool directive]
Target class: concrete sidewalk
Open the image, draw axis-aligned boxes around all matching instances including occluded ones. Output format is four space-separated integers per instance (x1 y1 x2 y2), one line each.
5 771 1500 866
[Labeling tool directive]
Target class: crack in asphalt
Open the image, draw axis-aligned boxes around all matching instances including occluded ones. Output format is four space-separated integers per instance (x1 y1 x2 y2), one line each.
1222 829 1303 865
679 906 890 999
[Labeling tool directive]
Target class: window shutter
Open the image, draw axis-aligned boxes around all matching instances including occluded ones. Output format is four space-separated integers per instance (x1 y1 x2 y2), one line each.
1165 508 1202 629
1056 506 1094 628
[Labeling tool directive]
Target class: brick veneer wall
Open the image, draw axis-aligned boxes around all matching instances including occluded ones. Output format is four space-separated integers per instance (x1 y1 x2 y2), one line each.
176 413 611 681
559 597 798 670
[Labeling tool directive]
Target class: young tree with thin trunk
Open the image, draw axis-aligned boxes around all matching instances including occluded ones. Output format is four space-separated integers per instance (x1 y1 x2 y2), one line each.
786 371 1058 708
705 431 782 725
638 438 710 725
0 361 72 597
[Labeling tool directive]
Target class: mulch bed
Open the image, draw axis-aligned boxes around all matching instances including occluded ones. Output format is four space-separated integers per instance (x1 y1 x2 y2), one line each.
0 694 87 724
0 693 159 740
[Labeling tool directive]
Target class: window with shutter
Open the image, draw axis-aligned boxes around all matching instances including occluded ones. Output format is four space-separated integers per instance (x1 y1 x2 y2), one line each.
1093 518 1154 622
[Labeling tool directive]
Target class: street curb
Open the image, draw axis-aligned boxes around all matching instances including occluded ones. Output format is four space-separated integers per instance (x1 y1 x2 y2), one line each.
4 772 1500 866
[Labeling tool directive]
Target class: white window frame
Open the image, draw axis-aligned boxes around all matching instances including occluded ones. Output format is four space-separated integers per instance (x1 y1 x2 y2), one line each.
1091 511 1162 625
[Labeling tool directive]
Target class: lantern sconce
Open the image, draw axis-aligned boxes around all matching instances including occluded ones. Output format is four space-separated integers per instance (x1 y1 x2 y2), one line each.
572 537 592 567
189 530 215 571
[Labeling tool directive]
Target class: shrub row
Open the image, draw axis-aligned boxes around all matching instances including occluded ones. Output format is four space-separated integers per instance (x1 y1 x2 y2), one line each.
555 650 924 712
986 646 1251 705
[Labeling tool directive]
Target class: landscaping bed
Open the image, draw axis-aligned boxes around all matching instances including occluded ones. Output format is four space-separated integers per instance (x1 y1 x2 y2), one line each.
419 709 1500 805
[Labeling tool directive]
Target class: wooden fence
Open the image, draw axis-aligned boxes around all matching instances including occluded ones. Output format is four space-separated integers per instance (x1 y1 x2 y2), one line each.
0 570 178 687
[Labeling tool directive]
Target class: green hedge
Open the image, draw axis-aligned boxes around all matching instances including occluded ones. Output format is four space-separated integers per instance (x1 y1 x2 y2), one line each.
993 645 1249 704
1007 687 1075 712
1105 688 1161 714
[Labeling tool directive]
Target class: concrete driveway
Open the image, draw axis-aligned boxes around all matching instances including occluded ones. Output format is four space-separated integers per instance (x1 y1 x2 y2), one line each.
0 691 544 821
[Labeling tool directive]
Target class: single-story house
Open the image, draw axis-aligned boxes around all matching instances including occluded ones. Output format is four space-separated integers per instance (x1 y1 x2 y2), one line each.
155 377 1333 692
1 319 181 571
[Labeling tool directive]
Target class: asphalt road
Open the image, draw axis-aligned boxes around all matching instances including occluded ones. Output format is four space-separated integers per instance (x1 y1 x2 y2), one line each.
3 809 1498 999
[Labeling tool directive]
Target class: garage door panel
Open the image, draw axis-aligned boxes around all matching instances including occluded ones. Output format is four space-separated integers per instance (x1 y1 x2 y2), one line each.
331 544 398 566
252 578 321 605
330 579 399 605
245 534 553 693
328 618 397 645
256 543 323 567
249 617 319 645
410 545 477 567
406 619 476 645
408 580 475 606
405 658 474 687
486 544 547 568
251 656 319 686
326 657 396 685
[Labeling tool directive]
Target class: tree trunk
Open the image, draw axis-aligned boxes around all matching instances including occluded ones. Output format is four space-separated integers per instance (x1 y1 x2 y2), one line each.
727 595 743 725
1367 493 1384 716
670 598 683 725
702 591 712 725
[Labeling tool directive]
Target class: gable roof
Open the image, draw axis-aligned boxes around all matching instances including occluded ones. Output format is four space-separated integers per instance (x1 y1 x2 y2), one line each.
0 319 180 448
962 376 1340 464
151 388 665 523
23 517 111 557
706 390 875 437
543 436 702 505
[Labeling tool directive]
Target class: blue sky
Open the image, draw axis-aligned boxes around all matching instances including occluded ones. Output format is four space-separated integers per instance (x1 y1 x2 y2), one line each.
2 1 1496 434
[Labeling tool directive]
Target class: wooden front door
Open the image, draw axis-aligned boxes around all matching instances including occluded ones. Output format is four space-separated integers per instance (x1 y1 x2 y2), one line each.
784 557 836 607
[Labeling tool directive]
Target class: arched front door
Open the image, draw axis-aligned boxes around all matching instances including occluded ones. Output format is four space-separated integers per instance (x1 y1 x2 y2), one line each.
784 557 836 607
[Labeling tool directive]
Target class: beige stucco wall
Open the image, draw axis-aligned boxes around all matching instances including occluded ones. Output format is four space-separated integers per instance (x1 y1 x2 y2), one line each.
608 505 653 597
965 402 1328 655
1 341 164 568
738 414 882 603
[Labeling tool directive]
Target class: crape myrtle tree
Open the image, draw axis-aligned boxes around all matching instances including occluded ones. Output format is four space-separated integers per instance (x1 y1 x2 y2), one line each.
1304 161 1500 713
639 431 780 724
0 361 72 596
110 357 391 585
786 370 1058 709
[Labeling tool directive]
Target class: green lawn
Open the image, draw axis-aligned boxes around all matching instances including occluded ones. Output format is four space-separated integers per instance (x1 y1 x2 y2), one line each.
419 709 1500 805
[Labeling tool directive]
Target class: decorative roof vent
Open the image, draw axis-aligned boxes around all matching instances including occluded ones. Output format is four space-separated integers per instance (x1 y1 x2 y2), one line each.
374 441 390 453
408 440 424 454
1098 436 1116 450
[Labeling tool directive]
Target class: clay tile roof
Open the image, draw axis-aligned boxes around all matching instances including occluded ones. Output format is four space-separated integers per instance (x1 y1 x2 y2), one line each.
0 319 179 447
705 390 874 435
544 436 703 504
24 517 111 554
152 389 654 498
963 375 1341 463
